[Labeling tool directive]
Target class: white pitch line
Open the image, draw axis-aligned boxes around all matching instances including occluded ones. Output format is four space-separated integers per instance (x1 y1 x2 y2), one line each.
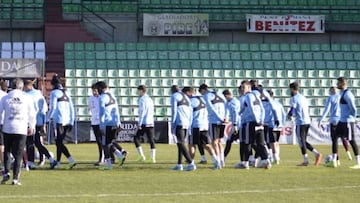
0 185 359 199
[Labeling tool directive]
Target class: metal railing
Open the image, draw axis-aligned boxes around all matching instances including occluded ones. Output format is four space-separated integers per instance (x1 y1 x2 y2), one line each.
79 3 116 42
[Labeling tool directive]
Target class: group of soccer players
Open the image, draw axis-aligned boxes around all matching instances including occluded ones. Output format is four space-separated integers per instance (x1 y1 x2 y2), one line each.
1 75 359 185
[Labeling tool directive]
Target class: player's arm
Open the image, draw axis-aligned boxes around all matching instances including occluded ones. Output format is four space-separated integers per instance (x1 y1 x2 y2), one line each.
170 94 178 130
138 98 147 127
68 94 75 126
345 91 357 117
99 95 107 130
319 97 331 125
27 98 37 134
46 91 57 122
287 97 296 119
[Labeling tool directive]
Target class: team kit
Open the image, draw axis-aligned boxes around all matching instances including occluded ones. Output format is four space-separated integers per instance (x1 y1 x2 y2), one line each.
0 75 359 185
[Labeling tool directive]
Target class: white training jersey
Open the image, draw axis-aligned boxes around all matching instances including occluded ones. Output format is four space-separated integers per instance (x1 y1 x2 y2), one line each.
0 89 36 135
0 89 7 125
89 95 100 125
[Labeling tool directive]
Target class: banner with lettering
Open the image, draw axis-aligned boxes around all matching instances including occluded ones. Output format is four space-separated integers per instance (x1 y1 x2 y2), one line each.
246 14 325 33
0 59 43 78
143 13 209 36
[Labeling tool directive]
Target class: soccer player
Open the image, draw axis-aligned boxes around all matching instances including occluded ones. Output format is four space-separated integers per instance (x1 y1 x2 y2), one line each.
134 85 156 163
96 81 127 170
1 79 36 185
239 81 270 169
319 87 352 167
171 85 196 171
199 84 228 168
89 84 103 166
0 80 7 172
222 90 240 159
332 77 360 169
287 82 322 166
267 90 286 165
47 74 76 169
24 80 57 169
189 90 220 169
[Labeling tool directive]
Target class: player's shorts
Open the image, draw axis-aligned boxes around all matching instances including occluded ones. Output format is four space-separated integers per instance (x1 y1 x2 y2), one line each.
0 131 3 145
241 122 263 145
264 126 275 144
336 122 355 141
273 130 281 142
209 124 225 140
190 128 211 145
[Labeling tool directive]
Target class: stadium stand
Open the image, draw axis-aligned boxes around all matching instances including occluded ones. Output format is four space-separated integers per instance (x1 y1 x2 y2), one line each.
0 42 45 59
0 0 44 21
64 42 360 121
62 0 360 22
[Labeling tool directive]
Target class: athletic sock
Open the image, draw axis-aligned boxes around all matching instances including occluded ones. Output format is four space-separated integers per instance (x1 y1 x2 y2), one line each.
220 151 225 163
105 158 112 168
303 154 309 163
211 155 218 163
137 146 145 157
201 155 206 161
347 151 352 160
333 154 338 161
114 149 123 159
150 148 156 159
312 149 319 157
68 156 75 164
356 155 360 165
244 161 249 167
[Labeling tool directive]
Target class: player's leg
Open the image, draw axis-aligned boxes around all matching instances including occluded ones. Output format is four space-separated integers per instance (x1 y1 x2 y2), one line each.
1 133 13 184
134 126 146 162
296 125 309 166
218 125 226 167
173 127 185 170
34 126 57 168
62 125 76 169
254 126 271 169
188 128 197 160
348 122 360 169
197 141 207 164
302 125 322 166
92 125 103 165
224 131 237 159
176 127 195 171
237 123 251 169
272 130 281 164
108 127 126 166
200 131 219 169
340 136 352 160
145 127 156 163
25 134 36 170
101 127 113 170
264 126 272 161
11 134 27 185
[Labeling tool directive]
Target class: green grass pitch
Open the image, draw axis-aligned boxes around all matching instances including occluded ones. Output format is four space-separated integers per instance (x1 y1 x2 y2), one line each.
1 143 360 203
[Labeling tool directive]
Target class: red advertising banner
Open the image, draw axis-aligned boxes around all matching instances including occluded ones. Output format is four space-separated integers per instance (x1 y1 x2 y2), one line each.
246 14 325 33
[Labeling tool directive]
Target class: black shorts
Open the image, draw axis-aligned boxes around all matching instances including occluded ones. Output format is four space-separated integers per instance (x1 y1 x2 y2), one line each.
336 122 355 141
190 128 211 145
209 124 225 140
264 126 275 144
273 130 281 142
0 131 3 145
241 122 264 145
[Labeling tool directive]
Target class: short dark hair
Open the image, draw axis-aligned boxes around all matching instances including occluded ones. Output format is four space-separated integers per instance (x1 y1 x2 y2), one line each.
198 83 208 91
222 89 231 96
51 74 62 88
24 79 34 86
95 81 107 93
91 83 97 89
267 89 274 97
171 85 179 94
137 85 147 92
337 77 346 84
289 82 299 90
182 86 193 94
250 79 258 87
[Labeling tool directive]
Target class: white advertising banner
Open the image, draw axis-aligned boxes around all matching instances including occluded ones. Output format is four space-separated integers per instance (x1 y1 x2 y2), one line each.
143 13 209 36
246 14 325 33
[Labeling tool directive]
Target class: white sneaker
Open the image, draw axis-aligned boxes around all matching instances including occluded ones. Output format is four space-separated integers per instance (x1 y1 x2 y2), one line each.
12 179 22 186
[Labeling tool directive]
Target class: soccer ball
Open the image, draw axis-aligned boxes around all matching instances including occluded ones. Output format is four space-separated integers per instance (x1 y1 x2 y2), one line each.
325 155 332 164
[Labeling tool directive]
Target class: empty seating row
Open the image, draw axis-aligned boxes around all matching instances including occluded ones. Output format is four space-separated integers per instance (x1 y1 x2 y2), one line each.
0 42 45 59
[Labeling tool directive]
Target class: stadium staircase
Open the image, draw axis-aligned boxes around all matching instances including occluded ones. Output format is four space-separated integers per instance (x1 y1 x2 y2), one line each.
44 0 101 93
